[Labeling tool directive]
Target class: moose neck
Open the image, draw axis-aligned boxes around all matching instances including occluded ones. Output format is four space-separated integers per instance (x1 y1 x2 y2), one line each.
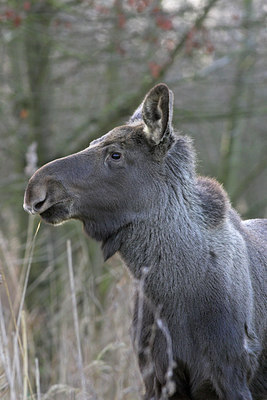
102 138 206 294
118 198 205 286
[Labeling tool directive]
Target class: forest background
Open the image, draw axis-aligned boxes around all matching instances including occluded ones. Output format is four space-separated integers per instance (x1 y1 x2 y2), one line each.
0 0 266 399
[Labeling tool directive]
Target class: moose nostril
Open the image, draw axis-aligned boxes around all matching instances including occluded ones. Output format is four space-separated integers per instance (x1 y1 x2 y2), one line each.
33 198 47 212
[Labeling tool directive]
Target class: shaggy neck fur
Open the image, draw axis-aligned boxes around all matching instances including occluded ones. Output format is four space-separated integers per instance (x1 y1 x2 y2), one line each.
102 136 212 296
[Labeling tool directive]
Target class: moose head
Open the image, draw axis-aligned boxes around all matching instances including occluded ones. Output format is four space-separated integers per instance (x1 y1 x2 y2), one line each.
23 84 179 248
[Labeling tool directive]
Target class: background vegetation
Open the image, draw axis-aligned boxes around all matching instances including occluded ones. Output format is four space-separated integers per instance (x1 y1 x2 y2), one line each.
0 0 266 398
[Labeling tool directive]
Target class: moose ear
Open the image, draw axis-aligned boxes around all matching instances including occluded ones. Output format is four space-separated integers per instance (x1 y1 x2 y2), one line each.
142 83 174 145
129 102 144 124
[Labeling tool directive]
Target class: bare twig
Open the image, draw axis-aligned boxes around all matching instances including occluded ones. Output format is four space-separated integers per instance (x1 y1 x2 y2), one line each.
156 316 176 398
133 267 150 354
133 269 176 398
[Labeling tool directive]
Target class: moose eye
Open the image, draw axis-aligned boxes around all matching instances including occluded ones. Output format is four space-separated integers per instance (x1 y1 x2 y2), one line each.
110 152 121 160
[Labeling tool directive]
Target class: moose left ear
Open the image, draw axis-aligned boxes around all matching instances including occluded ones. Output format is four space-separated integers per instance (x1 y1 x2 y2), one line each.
129 102 144 124
142 83 174 145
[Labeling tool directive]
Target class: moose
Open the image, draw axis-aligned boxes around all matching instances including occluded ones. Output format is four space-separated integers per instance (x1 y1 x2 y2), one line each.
24 84 266 399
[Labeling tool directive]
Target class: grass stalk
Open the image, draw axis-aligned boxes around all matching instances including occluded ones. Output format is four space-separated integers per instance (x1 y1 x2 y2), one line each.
21 311 28 400
0 297 15 400
0 219 41 399
67 239 92 400
13 331 22 393
15 220 41 341
35 358 41 400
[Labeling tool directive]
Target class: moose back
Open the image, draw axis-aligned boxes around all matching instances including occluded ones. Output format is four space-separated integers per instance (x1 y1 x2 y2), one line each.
24 84 267 400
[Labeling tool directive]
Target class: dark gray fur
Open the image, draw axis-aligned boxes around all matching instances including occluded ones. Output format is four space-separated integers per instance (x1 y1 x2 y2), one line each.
24 84 267 400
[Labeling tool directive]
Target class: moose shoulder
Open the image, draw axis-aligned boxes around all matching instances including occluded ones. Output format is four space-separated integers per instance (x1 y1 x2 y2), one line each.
24 84 267 400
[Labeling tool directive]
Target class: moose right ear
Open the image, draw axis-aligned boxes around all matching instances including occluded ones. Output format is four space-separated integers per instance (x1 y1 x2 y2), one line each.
142 83 174 145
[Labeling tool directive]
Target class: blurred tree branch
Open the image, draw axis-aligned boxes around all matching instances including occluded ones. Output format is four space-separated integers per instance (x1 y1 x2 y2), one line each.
65 0 219 154
24 1 55 164
174 106 267 123
231 154 267 203
244 198 267 219
219 0 257 194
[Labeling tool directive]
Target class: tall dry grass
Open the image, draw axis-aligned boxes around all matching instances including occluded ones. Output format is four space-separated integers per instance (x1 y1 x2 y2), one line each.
0 215 143 399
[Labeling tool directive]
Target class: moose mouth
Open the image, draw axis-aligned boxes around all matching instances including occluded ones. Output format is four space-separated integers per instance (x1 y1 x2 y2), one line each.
39 202 72 225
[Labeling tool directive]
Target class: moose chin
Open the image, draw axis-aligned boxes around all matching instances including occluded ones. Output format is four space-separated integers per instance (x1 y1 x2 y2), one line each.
24 83 267 400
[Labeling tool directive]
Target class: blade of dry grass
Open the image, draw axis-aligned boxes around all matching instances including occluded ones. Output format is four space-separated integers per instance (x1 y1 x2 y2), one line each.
15 220 41 341
35 358 41 400
0 296 15 400
21 311 28 400
0 219 41 399
67 239 97 400
13 331 22 393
